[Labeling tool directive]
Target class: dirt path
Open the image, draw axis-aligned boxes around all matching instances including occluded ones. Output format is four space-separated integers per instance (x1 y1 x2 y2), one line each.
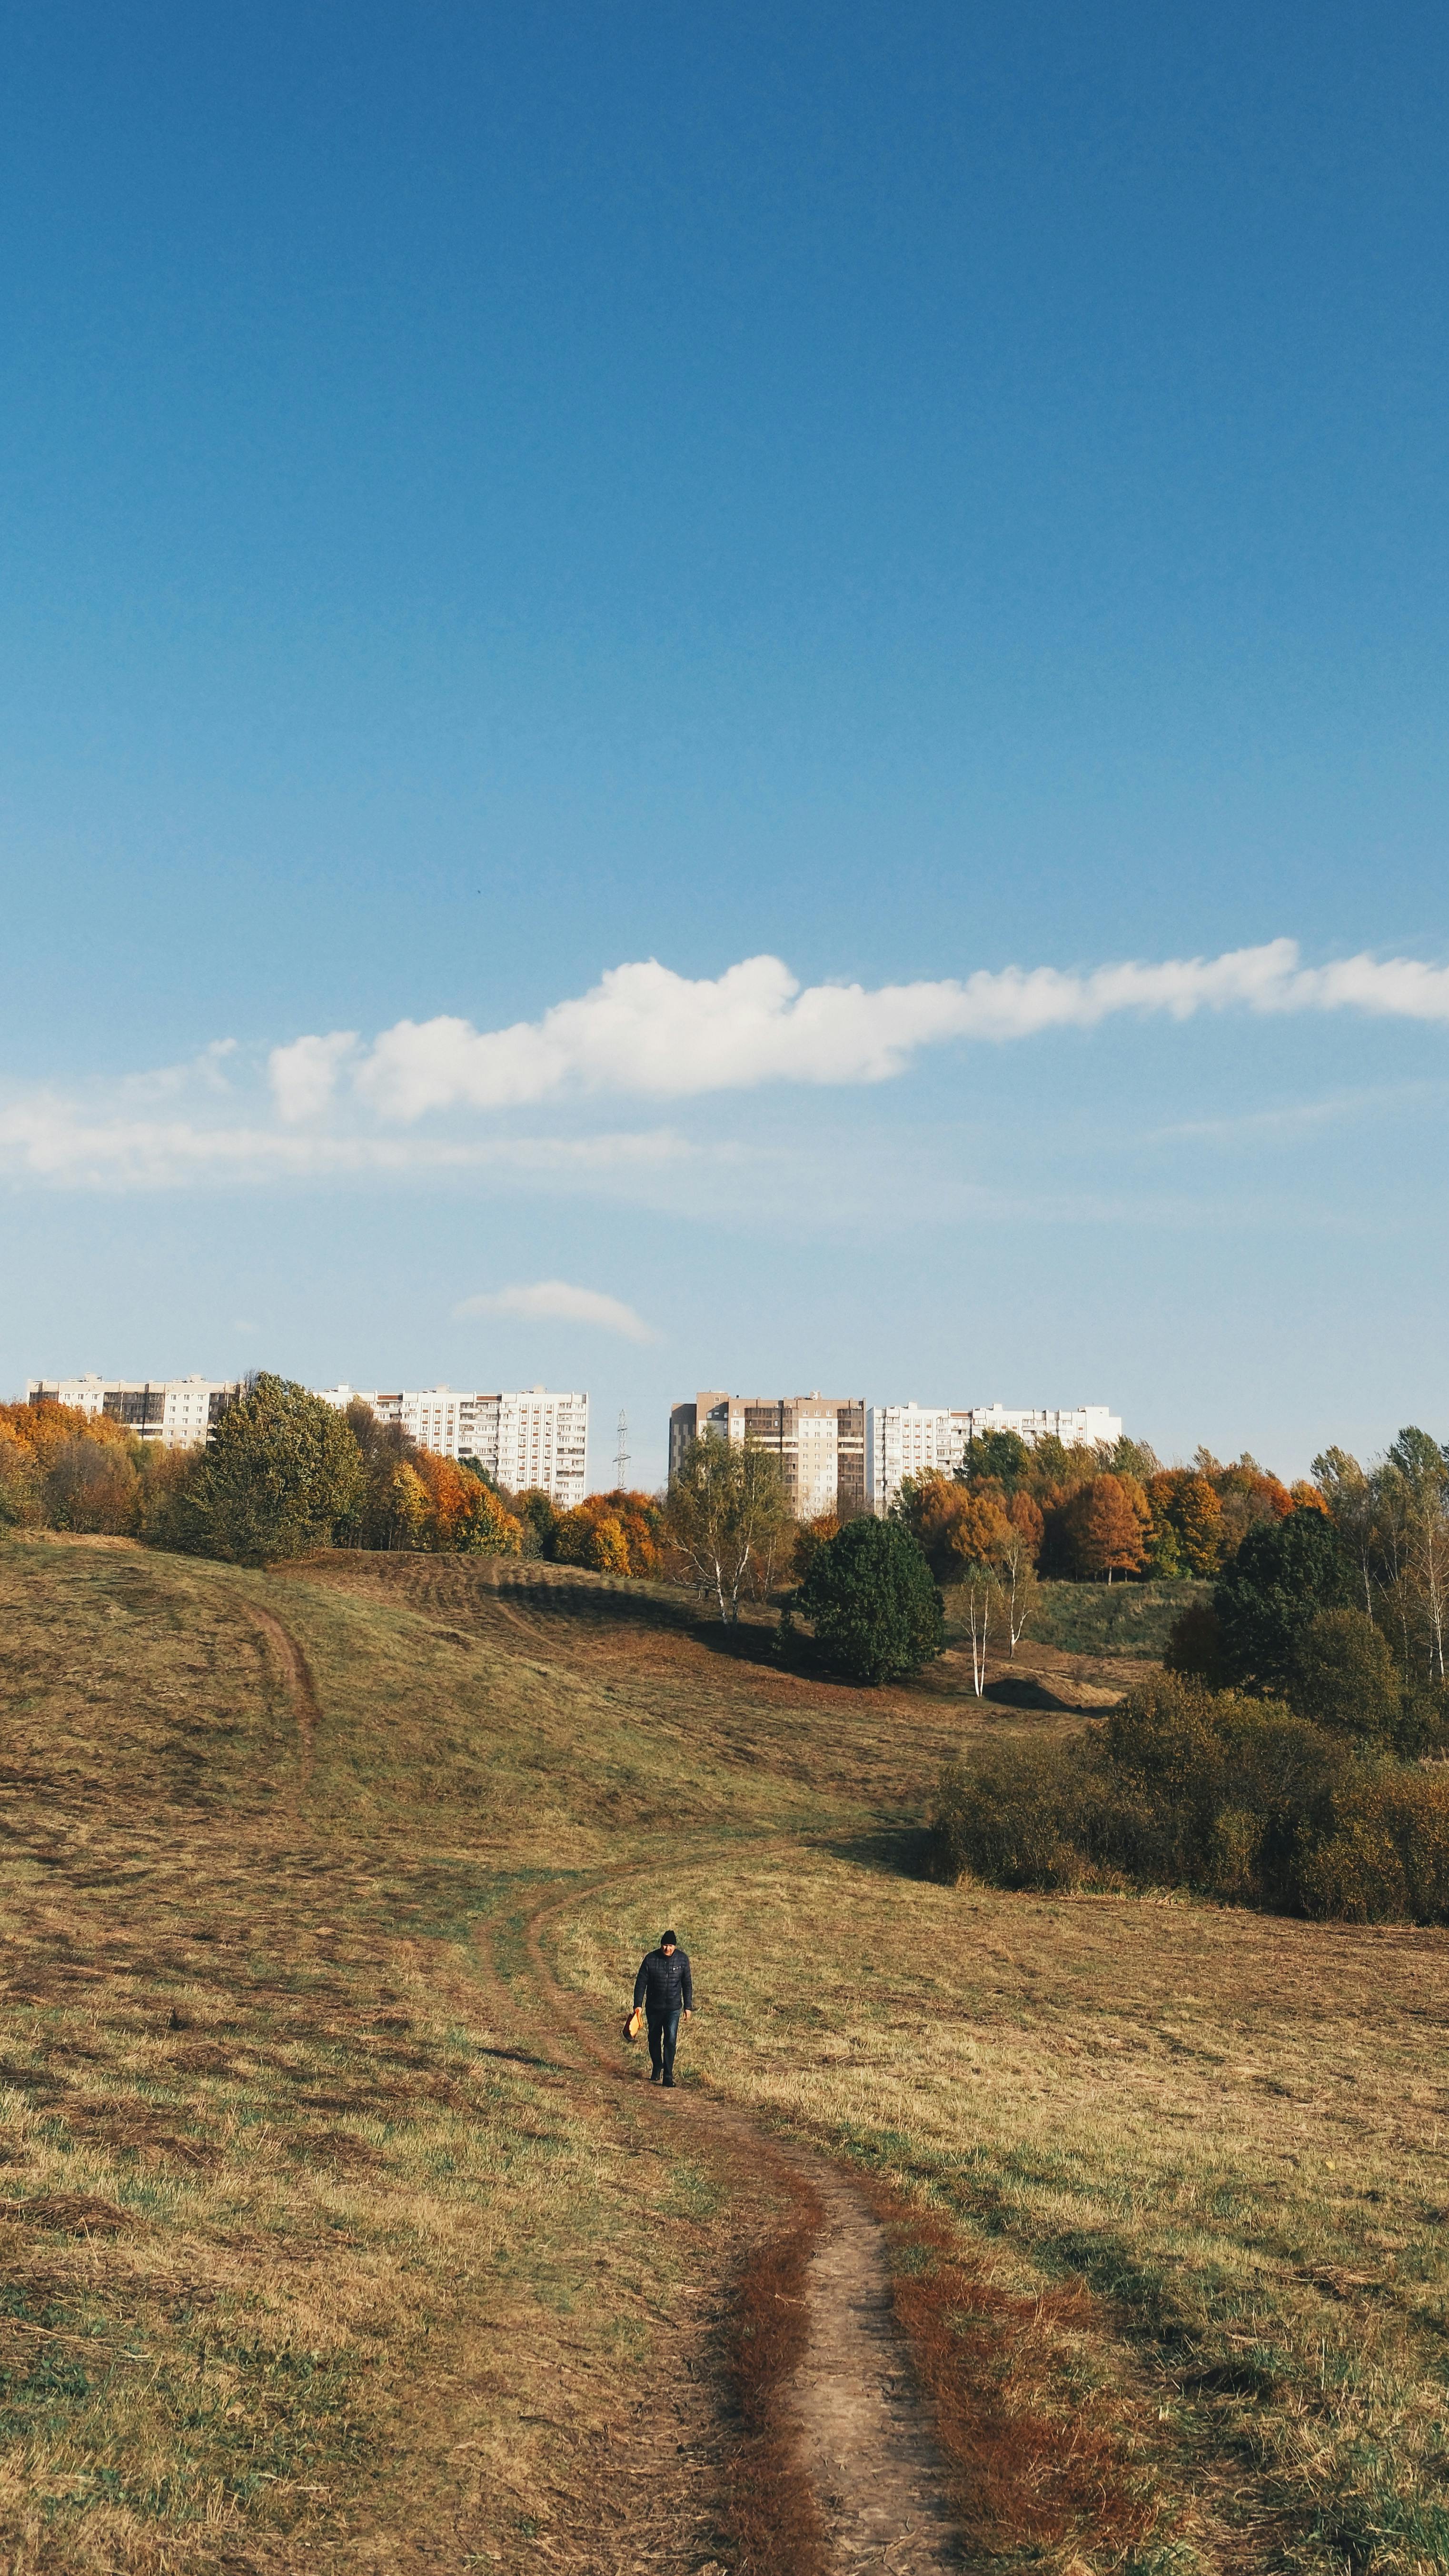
520 1876 963 2572
790 2158 960 2569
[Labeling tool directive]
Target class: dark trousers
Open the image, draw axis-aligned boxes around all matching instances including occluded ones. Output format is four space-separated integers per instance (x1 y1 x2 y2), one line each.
647 2009 681 2084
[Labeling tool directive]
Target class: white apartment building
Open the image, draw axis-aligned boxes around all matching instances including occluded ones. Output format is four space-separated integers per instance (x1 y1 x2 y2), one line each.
865 1404 968 1512
959 1404 1121 1451
866 1401 1123 1512
315 1384 588 1508
25 1376 243 1448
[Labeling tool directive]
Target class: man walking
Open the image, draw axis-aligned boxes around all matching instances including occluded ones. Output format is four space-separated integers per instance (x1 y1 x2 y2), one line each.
633 1930 692 2087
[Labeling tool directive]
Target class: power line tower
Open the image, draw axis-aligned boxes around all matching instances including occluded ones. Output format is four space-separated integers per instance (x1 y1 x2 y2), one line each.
614 1409 630 1486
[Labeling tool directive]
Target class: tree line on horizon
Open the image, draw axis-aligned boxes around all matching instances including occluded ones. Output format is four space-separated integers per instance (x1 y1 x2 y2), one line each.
4 1385 1445 1705
0 1381 666 1575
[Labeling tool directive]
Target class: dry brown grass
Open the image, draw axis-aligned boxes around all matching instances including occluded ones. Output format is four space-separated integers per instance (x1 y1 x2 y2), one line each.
15 1533 1449 2574
558 1848 1449 2575
721 2167 827 2576
864 2191 1164 2566
0 1536 832 2571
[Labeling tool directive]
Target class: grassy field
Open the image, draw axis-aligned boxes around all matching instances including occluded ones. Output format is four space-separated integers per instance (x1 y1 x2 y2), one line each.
5 1534 1449 2575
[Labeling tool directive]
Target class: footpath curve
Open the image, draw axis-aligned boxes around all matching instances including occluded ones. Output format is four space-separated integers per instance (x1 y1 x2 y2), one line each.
514 1863 963 2573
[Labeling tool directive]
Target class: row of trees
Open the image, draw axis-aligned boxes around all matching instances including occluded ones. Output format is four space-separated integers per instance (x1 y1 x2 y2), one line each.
932 1427 1449 1922
0 1380 673 1574
908 1425 1321 1584
1167 1429 1449 1699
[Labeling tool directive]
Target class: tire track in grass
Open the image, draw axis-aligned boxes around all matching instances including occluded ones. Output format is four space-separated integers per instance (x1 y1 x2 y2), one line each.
244 1596 322 1784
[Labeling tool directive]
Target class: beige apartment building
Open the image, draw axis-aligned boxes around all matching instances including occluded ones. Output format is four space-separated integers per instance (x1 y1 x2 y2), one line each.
26 1375 243 1447
669 1391 866 1521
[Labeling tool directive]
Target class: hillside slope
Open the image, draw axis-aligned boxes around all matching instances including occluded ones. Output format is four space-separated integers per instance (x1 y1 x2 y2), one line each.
5 1535 1449 2576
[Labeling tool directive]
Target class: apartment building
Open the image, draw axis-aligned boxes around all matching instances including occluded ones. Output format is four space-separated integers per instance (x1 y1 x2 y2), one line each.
669 1391 866 1521
866 1401 1124 1511
865 1404 968 1512
26 1375 242 1448
958 1404 1121 1451
316 1384 588 1507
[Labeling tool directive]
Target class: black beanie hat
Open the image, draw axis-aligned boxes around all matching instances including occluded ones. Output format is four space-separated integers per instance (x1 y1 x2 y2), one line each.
661 1929 677 1946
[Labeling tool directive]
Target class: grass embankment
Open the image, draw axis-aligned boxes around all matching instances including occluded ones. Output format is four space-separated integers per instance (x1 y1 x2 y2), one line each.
0 1537 980 2572
557 1845 1449 2576
1022 1579 1207 1662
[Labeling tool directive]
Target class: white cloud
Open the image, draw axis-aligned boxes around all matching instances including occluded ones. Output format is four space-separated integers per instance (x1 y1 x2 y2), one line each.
0 1094 696 1192
269 1031 359 1122
323 939 1449 1119
6 938 1448 1193
453 1280 658 1343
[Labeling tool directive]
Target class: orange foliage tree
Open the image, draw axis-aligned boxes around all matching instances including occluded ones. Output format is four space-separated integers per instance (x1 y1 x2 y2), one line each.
0 1400 144 1535
551 1488 663 1577
1074 1475 1148 1583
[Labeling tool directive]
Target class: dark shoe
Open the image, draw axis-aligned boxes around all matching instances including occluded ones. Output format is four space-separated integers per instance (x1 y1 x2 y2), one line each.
663 2077 675 2088
650 2071 662 2084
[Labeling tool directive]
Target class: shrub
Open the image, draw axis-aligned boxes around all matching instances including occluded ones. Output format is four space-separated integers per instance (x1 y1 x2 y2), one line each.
1290 1608 1401 1740
795 1518 945 1685
1298 1770 1449 1923
931 1748 1148 1891
929 1671 1369 1914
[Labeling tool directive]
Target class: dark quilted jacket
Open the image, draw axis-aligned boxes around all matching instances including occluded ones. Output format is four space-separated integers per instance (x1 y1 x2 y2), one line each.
634 1948 693 2016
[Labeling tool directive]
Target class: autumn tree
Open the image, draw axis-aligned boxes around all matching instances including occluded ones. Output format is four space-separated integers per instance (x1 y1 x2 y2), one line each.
455 1477 523 1555
998 1503 1041 1655
555 1504 629 1571
935 1490 1011 1583
0 1400 145 1539
1174 1474 1225 1577
1215 1456 1295 1558
550 1488 662 1576
1076 1475 1147 1583
0 1429 40 1530
41 1437 140 1535
665 1435 791 1624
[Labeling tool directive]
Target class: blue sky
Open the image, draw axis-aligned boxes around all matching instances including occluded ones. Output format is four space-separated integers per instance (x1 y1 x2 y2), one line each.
2 1 1446 1483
